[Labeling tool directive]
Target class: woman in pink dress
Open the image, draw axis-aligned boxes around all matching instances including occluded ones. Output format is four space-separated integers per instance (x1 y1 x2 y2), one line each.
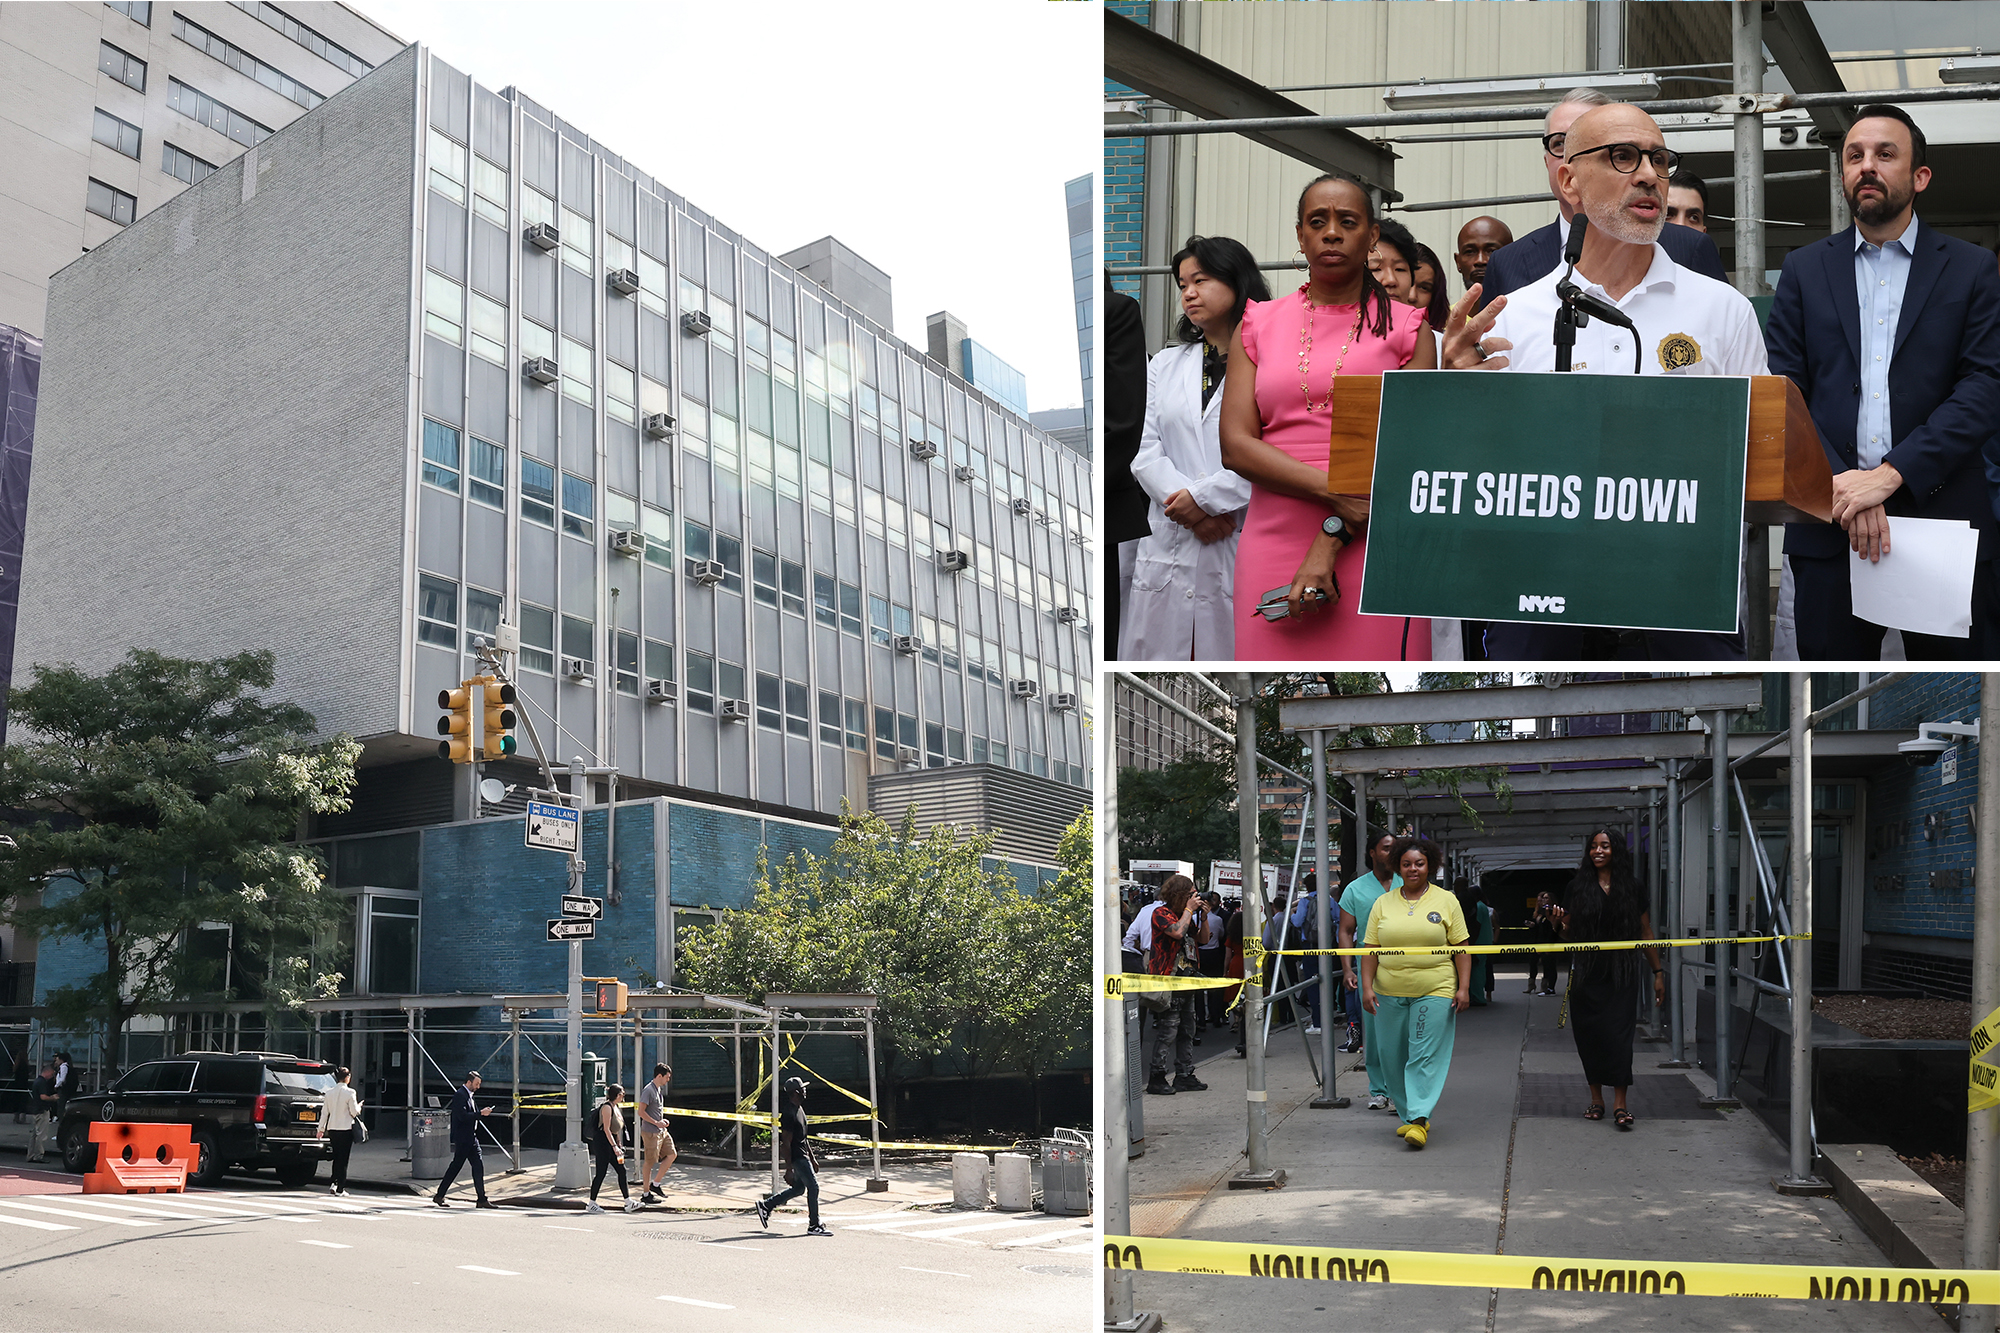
1220 174 1435 660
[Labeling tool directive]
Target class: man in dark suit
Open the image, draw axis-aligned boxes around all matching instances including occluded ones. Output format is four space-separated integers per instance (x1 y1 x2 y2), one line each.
1768 104 2000 659
433 1069 498 1207
1103 279 1149 655
1475 88 1726 314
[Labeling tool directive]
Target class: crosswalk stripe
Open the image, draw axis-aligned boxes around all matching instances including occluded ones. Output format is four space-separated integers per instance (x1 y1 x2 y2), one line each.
0 1199 155 1227
31 1195 229 1222
1049 1242 1094 1253
0 1210 72 1231
895 1216 1066 1240
836 1213 984 1232
991 1226 1095 1248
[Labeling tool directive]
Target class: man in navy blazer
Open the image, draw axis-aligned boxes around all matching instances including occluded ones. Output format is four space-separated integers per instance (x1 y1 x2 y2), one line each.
1474 88 1726 315
1767 104 2000 659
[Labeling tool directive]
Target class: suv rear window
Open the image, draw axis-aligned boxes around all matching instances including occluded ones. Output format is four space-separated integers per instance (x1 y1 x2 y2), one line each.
263 1065 334 1096
195 1061 262 1095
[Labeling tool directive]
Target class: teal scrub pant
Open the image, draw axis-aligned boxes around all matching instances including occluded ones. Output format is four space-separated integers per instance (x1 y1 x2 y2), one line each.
1374 994 1456 1123
1359 1005 1388 1100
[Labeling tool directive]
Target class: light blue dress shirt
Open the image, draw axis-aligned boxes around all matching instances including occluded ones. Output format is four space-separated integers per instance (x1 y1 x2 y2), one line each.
1854 215 1918 471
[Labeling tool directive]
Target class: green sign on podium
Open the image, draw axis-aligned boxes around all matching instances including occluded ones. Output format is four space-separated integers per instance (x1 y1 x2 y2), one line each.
1357 371 1751 633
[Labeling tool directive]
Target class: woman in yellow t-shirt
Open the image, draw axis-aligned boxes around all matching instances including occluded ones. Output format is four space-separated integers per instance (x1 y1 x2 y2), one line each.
1361 836 1470 1150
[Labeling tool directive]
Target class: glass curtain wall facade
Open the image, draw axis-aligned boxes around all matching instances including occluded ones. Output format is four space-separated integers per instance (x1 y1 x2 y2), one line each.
408 58 1093 816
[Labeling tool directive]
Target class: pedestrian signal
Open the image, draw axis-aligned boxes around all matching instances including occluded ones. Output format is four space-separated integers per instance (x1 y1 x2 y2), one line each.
593 980 628 1016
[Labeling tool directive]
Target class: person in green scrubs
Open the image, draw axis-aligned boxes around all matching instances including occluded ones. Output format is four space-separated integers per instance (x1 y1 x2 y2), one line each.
1339 831 1400 1111
1361 836 1471 1150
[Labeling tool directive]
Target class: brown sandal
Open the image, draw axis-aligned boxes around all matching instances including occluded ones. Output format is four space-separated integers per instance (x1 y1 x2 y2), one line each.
1584 1103 1605 1121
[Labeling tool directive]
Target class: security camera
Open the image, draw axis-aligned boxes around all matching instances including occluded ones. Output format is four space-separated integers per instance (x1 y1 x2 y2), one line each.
1900 719 1980 768
1899 736 1949 767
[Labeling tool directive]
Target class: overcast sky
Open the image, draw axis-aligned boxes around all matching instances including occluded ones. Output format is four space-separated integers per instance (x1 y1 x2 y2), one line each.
359 1 1095 412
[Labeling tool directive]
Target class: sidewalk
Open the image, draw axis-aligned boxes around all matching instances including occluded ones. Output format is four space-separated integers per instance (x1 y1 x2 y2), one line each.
1125 972 1939 1332
0 1113 958 1212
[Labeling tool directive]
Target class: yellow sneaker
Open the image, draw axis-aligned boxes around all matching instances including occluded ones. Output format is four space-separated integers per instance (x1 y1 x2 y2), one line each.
1394 1121 1412 1139
1405 1120 1429 1150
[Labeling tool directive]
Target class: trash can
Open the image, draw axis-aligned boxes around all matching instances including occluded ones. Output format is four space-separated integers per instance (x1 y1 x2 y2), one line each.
1041 1127 1091 1217
410 1109 450 1179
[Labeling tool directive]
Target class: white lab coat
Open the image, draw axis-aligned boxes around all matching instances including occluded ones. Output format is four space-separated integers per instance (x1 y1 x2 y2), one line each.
1118 341 1250 661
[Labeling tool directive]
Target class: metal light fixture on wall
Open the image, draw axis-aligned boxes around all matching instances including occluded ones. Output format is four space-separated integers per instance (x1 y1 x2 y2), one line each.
1939 55 2000 84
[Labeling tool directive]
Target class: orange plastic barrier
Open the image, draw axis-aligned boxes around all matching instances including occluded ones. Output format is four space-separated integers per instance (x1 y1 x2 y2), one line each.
85 1122 194 1194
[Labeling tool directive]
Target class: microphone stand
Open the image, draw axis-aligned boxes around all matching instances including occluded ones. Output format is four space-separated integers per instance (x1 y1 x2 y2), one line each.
1552 217 1589 374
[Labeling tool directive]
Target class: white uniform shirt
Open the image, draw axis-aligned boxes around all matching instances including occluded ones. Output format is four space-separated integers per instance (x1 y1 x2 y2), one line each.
1487 240 1769 378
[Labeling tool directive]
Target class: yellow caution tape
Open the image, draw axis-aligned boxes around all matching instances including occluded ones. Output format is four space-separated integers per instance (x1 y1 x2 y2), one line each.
1971 1003 2000 1112
1106 975 1242 996
1101 1235 1995 1304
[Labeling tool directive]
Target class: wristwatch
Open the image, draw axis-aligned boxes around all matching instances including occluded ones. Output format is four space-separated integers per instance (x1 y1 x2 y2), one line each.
1321 514 1348 541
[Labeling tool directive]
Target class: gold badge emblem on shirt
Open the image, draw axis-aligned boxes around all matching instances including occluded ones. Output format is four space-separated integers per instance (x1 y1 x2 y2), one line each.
1657 332 1702 372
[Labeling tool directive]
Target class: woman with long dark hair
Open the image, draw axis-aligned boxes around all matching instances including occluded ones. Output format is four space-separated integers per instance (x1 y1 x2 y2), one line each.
1408 242 1451 333
1121 236 1270 659
1220 174 1435 659
1552 828 1665 1130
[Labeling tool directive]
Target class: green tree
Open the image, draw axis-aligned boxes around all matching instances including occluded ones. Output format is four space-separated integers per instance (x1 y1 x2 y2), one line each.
0 650 361 1068
1116 756 1284 886
677 805 1087 1134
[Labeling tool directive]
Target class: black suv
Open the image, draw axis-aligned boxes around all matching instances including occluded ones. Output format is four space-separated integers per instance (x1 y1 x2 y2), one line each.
58 1051 336 1187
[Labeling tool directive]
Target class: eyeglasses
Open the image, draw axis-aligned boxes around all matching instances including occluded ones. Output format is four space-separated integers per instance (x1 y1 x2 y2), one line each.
1540 132 1566 157
1567 142 1681 176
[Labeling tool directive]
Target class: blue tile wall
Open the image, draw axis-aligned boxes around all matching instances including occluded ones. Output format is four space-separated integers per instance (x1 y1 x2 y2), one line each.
1105 0 1151 299
1857 674 1980 942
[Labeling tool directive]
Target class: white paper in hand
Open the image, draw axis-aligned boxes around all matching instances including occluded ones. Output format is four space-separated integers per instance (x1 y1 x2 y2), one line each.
1848 516 1978 638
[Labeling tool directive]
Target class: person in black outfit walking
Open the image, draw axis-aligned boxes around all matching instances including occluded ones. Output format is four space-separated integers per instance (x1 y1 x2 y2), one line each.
433 1070 498 1208
754 1077 828 1236
1552 830 1664 1130
1525 890 1562 995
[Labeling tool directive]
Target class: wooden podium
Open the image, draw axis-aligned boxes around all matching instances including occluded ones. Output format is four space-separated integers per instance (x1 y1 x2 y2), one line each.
1323 374 1833 526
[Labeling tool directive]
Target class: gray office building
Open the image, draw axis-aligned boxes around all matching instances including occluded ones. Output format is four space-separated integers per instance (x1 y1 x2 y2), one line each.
19 45 1096 829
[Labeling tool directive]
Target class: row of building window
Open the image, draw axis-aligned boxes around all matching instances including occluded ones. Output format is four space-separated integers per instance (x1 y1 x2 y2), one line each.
174 11 323 110
93 107 218 190
229 0 374 79
167 76 272 149
85 178 135 226
99 40 146 92
105 1 151 25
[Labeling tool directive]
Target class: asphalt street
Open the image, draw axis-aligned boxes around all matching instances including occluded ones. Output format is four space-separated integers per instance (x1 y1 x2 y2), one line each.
0 1168 1093 1332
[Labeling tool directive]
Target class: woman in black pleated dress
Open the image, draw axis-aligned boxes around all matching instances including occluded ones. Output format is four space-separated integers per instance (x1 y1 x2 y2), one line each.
1551 828 1664 1130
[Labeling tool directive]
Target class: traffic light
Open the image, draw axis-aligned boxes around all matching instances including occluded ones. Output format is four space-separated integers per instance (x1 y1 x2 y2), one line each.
437 681 476 763
594 979 628 1016
479 676 517 760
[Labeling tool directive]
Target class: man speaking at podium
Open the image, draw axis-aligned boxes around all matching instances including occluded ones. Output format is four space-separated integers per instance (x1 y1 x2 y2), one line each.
1767 105 2000 660
1441 101 1767 659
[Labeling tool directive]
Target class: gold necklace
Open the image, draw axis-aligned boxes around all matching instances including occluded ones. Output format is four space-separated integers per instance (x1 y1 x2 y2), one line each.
1298 285 1366 415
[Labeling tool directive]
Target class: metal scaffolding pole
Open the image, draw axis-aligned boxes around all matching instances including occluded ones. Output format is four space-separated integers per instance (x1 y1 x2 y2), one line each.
1104 720 1156 1333
1778 671 1831 1195
1642 789 1666 1040
1662 760 1691 1069
1964 673 2000 1333
1230 673 1284 1190
1703 711 1741 1108
1310 729 1346 1110
1733 3 1769 296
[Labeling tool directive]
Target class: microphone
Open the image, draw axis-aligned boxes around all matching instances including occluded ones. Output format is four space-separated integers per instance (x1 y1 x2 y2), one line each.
1572 290 1633 331
1563 215 1588 269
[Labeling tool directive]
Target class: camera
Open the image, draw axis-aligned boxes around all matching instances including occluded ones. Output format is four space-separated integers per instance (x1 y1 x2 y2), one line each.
1898 736 1949 768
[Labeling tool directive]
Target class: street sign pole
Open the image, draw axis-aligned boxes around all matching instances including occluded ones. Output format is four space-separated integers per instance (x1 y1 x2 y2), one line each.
555 845 588 1188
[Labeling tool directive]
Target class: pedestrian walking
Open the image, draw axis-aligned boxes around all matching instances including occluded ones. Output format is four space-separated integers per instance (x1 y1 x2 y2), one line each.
432 1070 498 1208
1339 832 1401 1109
1197 892 1229 1033
52 1051 73 1117
1526 890 1563 995
1144 874 1208 1095
1457 883 1496 1006
1552 829 1664 1131
26 1061 56 1162
754 1077 829 1236
318 1065 363 1195
1361 837 1471 1150
586 1084 640 1214
635 1063 676 1203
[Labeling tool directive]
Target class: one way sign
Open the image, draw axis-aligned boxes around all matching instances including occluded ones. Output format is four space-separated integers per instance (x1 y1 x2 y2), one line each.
561 895 603 920
546 917 596 942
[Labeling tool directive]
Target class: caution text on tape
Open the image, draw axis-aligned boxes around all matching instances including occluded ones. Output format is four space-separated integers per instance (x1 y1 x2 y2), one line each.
1971 1002 2000 1111
1101 1235 1992 1305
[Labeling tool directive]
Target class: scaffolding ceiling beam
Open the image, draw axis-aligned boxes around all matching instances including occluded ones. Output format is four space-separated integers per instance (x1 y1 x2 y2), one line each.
1104 8 1399 199
1325 731 1710 775
1280 674 1764 731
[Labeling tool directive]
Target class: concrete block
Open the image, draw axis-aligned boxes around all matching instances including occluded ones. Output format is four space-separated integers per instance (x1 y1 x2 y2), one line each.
1820 1143 1961 1271
951 1151 989 1210
994 1152 1032 1211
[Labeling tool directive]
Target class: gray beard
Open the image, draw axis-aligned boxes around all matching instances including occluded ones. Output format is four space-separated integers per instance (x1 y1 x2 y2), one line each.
1583 195 1665 247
